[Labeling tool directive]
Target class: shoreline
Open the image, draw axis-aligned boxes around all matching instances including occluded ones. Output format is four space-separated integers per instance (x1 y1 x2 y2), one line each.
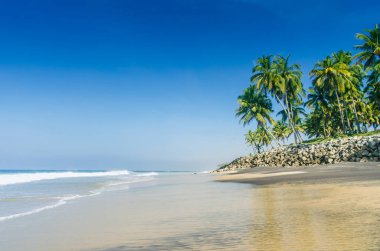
215 162 380 185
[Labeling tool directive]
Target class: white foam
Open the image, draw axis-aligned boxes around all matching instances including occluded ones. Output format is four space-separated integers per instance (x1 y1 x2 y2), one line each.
0 170 132 186
135 172 159 177
0 170 160 222
0 190 105 222
0 200 67 222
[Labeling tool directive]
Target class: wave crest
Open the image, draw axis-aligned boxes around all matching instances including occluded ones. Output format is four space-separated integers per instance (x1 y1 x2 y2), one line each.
0 170 136 186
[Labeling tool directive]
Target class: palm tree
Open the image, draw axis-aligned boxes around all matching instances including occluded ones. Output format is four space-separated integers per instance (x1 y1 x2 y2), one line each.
333 51 363 133
303 110 332 138
304 87 334 136
251 55 275 92
245 130 262 153
256 127 272 149
354 24 380 68
251 55 304 143
366 61 380 110
273 121 291 144
236 85 280 145
309 55 358 133
354 25 380 131
274 55 305 142
305 88 329 113
245 129 272 153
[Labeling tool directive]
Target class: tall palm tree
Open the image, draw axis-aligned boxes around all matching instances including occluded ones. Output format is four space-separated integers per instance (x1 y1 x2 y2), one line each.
251 55 304 143
366 61 380 110
274 55 305 142
309 55 358 133
354 24 380 68
251 55 275 92
332 51 363 133
236 85 280 145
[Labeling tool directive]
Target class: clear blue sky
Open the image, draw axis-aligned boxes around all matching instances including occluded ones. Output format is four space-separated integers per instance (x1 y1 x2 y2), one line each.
0 0 378 171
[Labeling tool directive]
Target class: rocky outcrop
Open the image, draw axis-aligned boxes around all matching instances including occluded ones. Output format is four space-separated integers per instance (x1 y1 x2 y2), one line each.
215 134 380 172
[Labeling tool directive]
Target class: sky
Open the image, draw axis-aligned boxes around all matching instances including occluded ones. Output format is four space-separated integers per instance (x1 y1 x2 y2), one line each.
0 0 379 171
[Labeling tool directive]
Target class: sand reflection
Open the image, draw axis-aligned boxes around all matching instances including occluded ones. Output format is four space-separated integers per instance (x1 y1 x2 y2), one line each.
250 181 380 251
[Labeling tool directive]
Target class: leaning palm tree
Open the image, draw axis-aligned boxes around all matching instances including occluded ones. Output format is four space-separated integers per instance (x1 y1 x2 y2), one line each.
236 85 280 145
354 24 380 68
251 55 304 143
277 103 306 141
274 55 305 142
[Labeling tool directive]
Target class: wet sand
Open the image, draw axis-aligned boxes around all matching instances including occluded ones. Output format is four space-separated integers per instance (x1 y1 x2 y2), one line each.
216 161 380 185
215 162 380 250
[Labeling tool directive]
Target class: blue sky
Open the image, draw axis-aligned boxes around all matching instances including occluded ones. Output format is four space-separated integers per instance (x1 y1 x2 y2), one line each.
0 0 378 171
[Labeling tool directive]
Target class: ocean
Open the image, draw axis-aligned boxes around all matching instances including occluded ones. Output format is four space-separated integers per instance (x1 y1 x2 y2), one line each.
0 169 158 222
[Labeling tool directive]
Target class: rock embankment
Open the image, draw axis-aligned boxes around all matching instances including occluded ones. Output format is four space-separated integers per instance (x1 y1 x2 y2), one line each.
215 134 380 172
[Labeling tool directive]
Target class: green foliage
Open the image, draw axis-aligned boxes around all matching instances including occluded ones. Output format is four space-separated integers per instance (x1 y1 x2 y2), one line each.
237 24 380 152
354 24 380 68
251 55 305 143
245 128 271 153
236 85 274 127
272 121 291 143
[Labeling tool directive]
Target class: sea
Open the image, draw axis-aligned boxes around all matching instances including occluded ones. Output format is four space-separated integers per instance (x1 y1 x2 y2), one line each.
0 169 158 222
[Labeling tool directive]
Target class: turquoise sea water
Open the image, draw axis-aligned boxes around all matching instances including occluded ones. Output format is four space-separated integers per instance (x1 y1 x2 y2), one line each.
0 169 158 222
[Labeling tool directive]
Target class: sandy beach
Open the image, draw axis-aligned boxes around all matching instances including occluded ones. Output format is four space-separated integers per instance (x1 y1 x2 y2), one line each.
0 174 255 251
0 163 380 250
216 161 380 185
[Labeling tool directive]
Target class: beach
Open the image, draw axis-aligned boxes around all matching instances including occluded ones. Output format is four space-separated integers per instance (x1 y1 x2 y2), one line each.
216 161 380 185
1 163 380 250
0 173 255 251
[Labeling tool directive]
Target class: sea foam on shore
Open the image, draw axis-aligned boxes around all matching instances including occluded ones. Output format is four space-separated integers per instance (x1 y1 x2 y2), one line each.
0 170 158 222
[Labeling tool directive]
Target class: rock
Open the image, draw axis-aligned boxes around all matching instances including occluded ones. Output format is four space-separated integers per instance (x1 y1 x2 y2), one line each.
214 134 380 172
362 150 370 156
360 157 368 162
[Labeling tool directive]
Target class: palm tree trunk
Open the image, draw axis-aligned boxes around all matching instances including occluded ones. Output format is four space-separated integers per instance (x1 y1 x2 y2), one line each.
262 125 281 147
284 94 303 143
351 100 361 133
275 95 300 144
343 99 353 134
322 119 327 137
256 144 262 153
334 88 346 134
296 130 303 142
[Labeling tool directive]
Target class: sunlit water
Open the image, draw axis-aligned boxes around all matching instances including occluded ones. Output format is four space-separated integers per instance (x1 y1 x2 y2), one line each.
1 173 380 251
